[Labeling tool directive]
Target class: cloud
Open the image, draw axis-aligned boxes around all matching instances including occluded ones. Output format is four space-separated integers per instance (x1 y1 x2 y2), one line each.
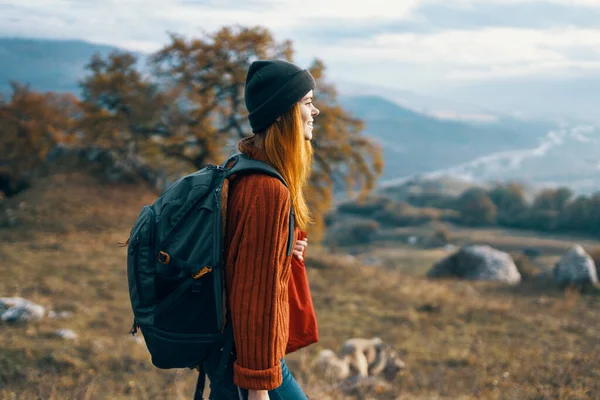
2 0 600 91
414 1 600 30
439 0 600 7
0 0 421 52
313 27 600 82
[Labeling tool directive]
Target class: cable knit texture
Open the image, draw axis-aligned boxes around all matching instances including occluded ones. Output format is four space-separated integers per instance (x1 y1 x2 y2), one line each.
224 145 293 390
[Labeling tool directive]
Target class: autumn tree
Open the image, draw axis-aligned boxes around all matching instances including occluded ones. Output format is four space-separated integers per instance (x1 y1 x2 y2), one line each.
532 187 573 212
78 51 172 181
150 26 294 168
487 182 528 226
558 193 600 234
456 187 497 226
79 25 384 240
525 187 574 231
0 82 80 196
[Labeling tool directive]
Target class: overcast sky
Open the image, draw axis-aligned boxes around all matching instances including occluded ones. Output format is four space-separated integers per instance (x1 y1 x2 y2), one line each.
1 0 600 94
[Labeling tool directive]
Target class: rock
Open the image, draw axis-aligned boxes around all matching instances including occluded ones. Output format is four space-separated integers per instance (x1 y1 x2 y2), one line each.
55 329 78 340
427 245 521 284
48 310 73 320
0 297 45 322
444 244 457 252
553 245 598 287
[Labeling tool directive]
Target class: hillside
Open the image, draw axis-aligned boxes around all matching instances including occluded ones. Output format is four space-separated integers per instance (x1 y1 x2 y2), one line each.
0 38 128 94
339 95 555 182
1 174 600 399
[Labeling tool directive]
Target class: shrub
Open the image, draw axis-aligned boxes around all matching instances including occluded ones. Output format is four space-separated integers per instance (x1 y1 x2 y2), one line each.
456 188 497 226
336 196 392 218
326 218 381 246
512 253 540 280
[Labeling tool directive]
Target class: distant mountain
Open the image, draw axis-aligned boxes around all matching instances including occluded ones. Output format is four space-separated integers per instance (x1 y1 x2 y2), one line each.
0 37 128 94
337 79 500 122
339 95 554 182
417 124 600 194
433 74 600 126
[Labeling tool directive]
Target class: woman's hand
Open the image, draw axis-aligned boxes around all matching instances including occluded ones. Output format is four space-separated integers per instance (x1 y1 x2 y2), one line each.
248 389 270 400
293 237 308 261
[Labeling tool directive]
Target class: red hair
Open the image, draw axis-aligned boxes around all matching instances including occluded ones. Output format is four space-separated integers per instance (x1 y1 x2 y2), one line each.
238 103 313 230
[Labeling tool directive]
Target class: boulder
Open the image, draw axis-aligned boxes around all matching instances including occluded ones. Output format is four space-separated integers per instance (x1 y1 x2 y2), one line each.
55 329 78 340
553 245 598 287
0 297 45 322
427 245 521 284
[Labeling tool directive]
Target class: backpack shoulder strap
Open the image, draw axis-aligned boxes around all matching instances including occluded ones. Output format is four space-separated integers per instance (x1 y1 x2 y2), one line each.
223 153 288 187
222 153 295 256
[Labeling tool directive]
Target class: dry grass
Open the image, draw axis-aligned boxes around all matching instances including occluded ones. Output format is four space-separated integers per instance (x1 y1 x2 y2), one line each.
375 222 599 257
1 173 599 399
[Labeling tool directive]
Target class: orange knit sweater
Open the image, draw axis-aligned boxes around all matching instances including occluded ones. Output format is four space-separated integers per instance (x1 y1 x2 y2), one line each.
223 146 294 390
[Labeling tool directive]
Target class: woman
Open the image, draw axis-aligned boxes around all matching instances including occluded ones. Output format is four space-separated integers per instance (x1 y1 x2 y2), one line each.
204 59 320 400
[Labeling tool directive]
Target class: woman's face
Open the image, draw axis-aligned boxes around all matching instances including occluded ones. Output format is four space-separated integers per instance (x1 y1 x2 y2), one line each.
299 90 320 141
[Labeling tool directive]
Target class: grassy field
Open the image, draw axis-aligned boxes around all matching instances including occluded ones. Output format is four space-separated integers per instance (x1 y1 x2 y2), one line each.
1 173 599 399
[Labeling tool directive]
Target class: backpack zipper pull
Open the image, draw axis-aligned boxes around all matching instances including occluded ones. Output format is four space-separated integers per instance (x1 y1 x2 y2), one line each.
129 320 138 336
192 266 213 279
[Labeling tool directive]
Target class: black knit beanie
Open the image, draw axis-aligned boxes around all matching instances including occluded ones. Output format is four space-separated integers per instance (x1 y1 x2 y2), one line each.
245 59 316 133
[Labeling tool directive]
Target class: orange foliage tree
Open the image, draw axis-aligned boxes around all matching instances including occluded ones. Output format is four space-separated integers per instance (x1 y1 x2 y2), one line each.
79 25 384 239
0 82 80 195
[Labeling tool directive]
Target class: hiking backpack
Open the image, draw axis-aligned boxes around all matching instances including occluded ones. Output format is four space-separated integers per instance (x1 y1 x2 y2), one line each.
124 153 295 397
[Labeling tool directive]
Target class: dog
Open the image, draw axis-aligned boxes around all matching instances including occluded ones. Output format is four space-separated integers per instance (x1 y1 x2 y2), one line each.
340 337 405 380
313 348 351 381
313 337 405 382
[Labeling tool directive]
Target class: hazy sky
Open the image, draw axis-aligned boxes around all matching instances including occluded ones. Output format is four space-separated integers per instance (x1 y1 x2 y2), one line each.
1 0 600 93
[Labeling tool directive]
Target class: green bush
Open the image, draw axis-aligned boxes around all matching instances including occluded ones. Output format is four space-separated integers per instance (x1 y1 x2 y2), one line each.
327 218 381 246
456 188 497 226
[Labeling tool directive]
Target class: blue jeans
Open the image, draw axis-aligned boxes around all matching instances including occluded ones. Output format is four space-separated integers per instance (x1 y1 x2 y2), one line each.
203 350 308 400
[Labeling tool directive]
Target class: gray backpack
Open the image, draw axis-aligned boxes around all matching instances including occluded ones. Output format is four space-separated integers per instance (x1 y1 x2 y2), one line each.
124 153 294 398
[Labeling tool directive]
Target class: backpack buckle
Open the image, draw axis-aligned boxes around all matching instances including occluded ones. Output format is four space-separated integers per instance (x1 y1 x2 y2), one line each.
158 251 171 264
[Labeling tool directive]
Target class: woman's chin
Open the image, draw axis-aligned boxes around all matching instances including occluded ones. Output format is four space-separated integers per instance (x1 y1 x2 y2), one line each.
304 127 313 141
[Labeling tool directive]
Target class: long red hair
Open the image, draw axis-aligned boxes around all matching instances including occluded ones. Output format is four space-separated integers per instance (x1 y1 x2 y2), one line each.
238 103 313 230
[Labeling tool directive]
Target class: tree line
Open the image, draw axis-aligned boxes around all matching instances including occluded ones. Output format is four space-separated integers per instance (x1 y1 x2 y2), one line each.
412 182 600 236
0 25 384 240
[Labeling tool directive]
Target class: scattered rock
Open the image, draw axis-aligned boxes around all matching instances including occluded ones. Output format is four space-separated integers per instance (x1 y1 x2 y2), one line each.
48 310 73 320
55 329 78 340
553 245 598 288
443 244 457 252
0 297 45 322
427 245 521 284
536 296 550 306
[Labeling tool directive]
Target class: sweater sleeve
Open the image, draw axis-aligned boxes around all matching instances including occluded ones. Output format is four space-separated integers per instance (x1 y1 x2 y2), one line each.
229 177 292 390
